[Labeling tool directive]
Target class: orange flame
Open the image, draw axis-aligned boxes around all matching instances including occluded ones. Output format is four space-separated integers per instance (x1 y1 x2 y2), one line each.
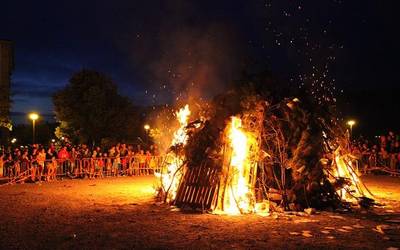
156 105 191 202
172 104 191 145
223 116 255 214
333 149 363 201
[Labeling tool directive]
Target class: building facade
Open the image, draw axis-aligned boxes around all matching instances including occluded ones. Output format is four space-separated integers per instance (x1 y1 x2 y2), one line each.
0 40 14 145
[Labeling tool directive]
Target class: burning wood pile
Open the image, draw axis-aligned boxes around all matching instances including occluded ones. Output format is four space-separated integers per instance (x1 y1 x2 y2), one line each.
155 88 373 215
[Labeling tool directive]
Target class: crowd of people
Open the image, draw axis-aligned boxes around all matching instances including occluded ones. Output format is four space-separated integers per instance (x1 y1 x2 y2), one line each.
1 131 399 183
0 143 162 182
351 131 400 174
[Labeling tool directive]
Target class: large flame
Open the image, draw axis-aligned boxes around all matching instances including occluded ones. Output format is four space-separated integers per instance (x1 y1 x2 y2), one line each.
156 105 191 202
223 116 254 214
171 104 191 145
333 149 364 201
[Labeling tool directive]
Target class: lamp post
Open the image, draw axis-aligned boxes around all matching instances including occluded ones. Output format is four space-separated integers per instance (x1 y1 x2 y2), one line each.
29 113 39 144
144 124 150 146
347 120 356 139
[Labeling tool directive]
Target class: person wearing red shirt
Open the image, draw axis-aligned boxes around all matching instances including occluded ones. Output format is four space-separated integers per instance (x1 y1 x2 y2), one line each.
57 146 70 175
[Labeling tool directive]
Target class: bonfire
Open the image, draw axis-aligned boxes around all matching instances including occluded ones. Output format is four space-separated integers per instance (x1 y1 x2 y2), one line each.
155 87 374 215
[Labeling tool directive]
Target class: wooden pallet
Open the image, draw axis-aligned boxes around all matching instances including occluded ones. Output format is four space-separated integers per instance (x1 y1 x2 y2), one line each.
174 162 220 210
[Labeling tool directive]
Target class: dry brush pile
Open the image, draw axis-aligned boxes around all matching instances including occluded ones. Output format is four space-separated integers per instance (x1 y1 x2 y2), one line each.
156 84 373 214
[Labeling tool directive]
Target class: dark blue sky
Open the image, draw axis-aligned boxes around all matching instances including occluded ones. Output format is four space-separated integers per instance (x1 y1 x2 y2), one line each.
1 1 398 125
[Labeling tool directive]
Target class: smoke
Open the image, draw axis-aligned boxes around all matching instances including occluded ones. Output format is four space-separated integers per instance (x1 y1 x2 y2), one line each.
116 1 247 152
118 0 246 106
149 24 243 104
148 23 246 151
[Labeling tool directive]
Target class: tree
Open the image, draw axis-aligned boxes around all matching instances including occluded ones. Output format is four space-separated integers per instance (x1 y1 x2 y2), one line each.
53 69 136 145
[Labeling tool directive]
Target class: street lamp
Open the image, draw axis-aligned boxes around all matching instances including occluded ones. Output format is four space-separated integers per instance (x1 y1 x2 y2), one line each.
347 120 356 138
143 124 151 146
29 112 39 144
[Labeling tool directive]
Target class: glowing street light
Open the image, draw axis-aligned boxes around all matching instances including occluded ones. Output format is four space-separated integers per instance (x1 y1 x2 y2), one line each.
11 138 17 144
143 124 151 145
347 120 356 138
29 112 39 144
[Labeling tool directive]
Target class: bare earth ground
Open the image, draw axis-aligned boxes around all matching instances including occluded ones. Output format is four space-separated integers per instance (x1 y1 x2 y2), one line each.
0 175 399 250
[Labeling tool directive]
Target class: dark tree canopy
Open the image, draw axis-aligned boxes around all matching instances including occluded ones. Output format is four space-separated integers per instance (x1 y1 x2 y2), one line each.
53 69 136 145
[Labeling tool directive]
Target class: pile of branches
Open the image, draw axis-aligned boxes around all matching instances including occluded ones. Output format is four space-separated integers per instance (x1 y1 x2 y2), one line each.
174 80 373 211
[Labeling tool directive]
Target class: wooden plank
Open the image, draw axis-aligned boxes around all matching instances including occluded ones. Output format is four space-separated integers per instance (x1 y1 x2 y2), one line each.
175 162 221 210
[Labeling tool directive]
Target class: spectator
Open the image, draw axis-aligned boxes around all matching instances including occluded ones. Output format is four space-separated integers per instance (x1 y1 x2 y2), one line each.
37 148 46 182
0 141 163 183
58 146 70 174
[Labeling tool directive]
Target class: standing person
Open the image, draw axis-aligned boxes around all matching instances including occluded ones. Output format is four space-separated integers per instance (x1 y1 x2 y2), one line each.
388 131 396 153
104 153 112 177
368 145 378 174
138 150 146 175
108 146 116 176
115 146 122 175
127 149 134 176
132 151 140 176
30 148 39 182
69 147 77 176
20 150 29 176
145 150 152 175
82 147 91 177
49 156 58 181
113 152 121 177
96 154 104 178
90 150 97 179
380 135 387 153
360 143 370 174
45 148 54 181
75 146 83 177
37 148 46 182
4 154 15 178
149 152 157 175
351 146 362 173
57 146 70 176
380 146 390 168
13 153 21 177
120 144 128 176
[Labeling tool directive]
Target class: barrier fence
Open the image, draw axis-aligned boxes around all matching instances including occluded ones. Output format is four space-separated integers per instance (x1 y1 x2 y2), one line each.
1 156 165 183
358 152 400 175
1 152 399 184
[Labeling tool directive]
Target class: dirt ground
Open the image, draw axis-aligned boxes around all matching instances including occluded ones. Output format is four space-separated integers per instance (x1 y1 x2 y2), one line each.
0 175 399 250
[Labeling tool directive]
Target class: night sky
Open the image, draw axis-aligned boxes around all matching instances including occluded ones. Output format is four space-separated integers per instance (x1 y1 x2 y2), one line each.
1 1 398 133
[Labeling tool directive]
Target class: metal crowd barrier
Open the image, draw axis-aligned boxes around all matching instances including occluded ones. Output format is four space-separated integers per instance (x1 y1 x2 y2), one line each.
1 156 165 183
356 152 399 174
2 152 399 183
